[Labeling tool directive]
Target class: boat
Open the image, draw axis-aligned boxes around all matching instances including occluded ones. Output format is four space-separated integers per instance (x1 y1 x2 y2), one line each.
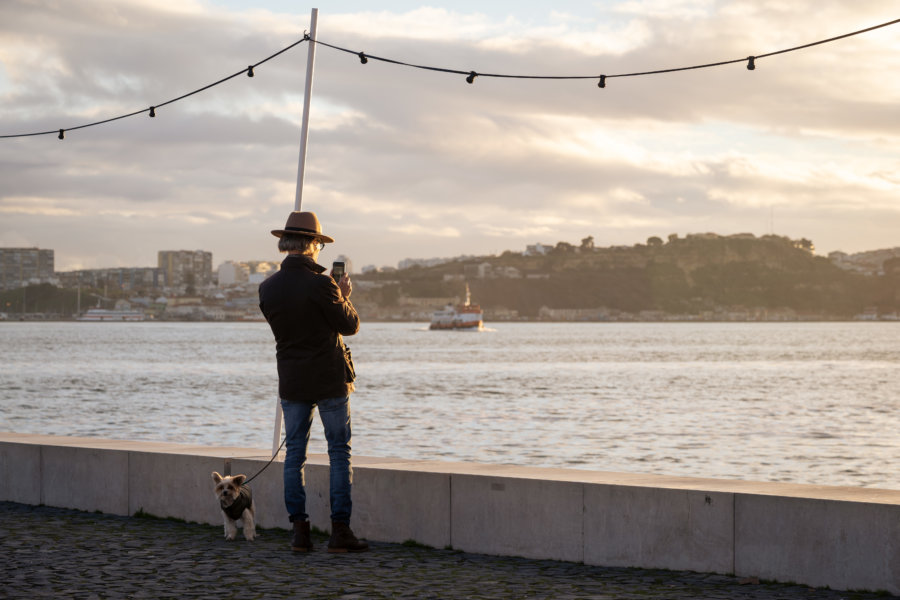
76 308 146 322
429 284 484 331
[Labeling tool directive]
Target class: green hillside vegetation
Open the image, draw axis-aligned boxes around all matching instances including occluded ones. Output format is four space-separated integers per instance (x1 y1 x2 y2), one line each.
355 234 900 319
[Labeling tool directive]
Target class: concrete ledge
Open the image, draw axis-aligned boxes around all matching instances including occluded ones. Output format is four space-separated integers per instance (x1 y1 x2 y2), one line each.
451 474 583 561
585 485 733 573
736 494 900 593
1 432 898 594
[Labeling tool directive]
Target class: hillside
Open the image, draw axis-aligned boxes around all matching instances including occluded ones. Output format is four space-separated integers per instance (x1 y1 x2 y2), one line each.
353 234 900 320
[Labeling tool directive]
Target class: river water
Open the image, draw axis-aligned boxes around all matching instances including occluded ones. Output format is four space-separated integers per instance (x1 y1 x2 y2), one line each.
0 321 897 489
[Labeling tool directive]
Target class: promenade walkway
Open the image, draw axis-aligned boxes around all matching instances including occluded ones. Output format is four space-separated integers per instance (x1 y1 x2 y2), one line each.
2 502 895 600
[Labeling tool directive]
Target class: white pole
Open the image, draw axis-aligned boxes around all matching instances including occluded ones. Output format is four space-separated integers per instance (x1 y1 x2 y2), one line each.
274 7 319 457
294 7 319 211
272 397 283 457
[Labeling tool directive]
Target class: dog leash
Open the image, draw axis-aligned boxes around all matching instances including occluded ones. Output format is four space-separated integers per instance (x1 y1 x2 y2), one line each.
242 436 288 486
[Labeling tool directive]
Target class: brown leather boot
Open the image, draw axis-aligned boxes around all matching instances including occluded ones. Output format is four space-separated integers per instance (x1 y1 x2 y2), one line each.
291 520 312 552
327 521 369 553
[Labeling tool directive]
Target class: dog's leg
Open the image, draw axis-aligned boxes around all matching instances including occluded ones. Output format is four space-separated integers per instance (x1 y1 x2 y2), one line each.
224 516 238 541
242 502 256 541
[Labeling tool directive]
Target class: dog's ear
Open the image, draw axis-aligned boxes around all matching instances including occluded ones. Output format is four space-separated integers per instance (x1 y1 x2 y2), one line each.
232 474 246 486
212 472 223 483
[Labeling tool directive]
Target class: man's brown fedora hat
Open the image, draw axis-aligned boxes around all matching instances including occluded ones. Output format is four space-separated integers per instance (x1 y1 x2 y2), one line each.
270 211 334 243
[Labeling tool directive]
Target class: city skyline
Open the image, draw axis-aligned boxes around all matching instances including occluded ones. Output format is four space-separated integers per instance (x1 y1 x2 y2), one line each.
5 229 898 282
1 1 899 272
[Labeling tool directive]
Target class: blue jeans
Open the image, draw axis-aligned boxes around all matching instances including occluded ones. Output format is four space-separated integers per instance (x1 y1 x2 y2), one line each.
281 396 353 524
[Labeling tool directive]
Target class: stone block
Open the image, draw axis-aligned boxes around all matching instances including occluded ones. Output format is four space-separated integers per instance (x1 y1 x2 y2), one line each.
129 451 222 525
0 441 41 504
451 474 583 561
584 484 734 573
352 466 451 548
42 445 128 515
735 494 900 595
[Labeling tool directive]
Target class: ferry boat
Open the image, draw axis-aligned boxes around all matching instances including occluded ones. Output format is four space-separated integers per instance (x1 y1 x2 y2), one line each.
429 285 483 331
76 308 146 322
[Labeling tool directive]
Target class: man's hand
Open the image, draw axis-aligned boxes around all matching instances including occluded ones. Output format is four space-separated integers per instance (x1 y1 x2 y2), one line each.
336 274 352 299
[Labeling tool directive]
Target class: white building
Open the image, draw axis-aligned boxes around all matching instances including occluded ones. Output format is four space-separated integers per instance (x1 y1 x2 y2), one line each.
524 243 550 256
217 261 250 287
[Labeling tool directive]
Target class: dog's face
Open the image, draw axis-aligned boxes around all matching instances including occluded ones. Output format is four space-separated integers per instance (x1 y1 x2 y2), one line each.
212 471 246 507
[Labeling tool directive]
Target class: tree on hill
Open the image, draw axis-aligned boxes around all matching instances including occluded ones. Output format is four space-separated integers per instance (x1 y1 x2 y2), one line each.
554 241 576 254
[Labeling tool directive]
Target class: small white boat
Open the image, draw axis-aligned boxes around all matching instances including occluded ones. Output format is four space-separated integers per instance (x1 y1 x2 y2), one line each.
429 284 484 331
77 308 146 322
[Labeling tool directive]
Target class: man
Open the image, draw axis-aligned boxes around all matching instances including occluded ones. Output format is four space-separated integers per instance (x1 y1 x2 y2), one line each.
258 211 368 553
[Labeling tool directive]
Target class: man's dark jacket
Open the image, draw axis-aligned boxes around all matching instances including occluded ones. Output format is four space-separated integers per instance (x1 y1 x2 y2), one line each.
258 254 359 402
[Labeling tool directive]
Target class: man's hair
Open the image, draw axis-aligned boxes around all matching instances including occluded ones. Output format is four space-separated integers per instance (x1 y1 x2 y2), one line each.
278 233 317 255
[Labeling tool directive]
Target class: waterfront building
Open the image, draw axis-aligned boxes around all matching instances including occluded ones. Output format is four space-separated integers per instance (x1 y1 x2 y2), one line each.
524 243 550 256
217 261 250 287
0 247 55 290
158 250 213 289
216 260 279 287
56 267 166 291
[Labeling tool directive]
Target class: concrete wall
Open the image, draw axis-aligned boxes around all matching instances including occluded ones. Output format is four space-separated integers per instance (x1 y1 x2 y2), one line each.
1 432 898 594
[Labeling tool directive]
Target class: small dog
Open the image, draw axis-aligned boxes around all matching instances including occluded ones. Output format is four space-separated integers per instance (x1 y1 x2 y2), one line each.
211 471 256 541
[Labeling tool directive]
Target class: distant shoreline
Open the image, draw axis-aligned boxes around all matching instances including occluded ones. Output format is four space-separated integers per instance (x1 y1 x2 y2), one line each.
3 315 898 324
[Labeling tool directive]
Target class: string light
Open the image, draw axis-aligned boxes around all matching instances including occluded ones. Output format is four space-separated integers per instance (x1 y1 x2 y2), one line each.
1 17 898 139
309 16 899 88
58 129 64 140
1 35 308 139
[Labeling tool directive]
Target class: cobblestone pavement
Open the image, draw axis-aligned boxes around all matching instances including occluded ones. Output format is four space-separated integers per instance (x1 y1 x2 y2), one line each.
1 502 896 600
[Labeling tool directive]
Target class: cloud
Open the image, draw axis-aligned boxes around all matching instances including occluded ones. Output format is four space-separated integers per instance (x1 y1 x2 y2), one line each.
614 0 715 20
1 0 899 272
388 223 461 237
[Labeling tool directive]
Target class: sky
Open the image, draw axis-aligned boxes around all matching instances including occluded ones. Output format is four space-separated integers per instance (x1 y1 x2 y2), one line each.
1 1 899 272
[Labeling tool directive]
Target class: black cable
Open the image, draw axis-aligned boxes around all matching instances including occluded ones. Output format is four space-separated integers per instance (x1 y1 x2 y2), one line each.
0 37 310 139
315 17 900 81
243 436 288 486
2 17 898 139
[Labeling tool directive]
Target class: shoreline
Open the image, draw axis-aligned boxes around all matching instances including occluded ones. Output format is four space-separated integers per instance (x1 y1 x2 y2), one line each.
3 315 900 323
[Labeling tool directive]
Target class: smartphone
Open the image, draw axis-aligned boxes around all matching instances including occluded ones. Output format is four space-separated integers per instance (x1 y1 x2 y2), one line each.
332 261 345 281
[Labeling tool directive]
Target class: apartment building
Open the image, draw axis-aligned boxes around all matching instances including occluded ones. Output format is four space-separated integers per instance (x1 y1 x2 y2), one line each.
0 247 55 290
158 250 213 289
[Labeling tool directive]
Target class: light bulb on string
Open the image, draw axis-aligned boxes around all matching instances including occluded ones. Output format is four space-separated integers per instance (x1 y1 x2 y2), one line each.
466 71 477 84
247 65 254 77
747 56 756 70
149 106 156 117
58 129 64 140
597 75 606 88
358 52 368 64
